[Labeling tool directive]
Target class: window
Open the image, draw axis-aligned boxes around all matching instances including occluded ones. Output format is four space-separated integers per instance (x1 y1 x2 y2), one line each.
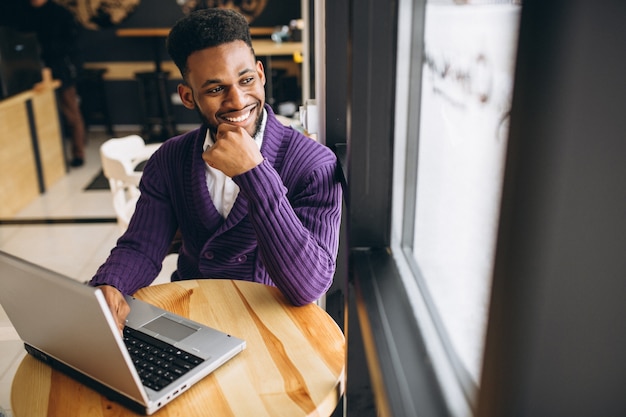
337 2 626 416
392 0 521 412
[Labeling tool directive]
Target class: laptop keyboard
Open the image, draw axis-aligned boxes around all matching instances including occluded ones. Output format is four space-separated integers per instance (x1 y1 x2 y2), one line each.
123 327 204 391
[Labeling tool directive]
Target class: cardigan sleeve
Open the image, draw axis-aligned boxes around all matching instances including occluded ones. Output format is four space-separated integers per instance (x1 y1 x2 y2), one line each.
88 148 179 295
233 156 342 306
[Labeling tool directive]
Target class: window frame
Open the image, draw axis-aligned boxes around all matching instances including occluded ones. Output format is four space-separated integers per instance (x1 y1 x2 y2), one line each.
325 0 479 415
328 2 626 416
324 0 463 415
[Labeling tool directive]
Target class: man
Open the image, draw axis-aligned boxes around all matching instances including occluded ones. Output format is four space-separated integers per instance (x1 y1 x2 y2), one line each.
90 8 342 331
18 0 86 167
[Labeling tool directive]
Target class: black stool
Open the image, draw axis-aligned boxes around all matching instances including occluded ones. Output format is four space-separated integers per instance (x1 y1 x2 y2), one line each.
77 68 114 136
135 71 177 143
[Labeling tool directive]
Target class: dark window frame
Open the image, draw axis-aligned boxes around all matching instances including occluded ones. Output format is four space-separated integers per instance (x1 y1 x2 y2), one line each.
325 0 451 415
329 2 626 417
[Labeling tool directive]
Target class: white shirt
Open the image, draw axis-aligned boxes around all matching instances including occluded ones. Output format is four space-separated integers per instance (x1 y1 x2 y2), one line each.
203 109 267 218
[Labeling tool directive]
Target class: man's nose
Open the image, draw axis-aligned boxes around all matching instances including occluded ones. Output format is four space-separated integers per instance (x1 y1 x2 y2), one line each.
225 86 246 107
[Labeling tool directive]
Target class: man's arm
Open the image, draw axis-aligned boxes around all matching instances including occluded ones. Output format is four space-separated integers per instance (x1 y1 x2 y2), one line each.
235 157 342 306
89 150 178 295
205 122 342 305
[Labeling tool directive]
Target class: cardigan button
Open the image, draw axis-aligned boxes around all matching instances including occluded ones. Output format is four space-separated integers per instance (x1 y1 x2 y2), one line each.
236 255 247 263
204 251 214 260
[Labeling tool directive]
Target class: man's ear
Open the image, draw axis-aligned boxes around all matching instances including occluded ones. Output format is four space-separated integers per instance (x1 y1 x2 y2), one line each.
257 60 266 86
178 83 195 109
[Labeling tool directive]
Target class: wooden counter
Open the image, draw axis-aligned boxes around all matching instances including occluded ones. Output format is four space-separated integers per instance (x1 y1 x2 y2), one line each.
0 75 65 217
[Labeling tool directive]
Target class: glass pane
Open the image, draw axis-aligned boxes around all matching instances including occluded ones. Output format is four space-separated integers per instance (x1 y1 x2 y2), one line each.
411 3 521 384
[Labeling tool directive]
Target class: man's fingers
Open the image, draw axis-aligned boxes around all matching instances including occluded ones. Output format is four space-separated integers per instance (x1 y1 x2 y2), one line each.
114 299 130 331
216 122 246 139
98 285 130 335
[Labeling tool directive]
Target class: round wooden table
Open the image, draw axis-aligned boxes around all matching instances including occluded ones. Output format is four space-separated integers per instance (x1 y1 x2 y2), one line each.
11 279 345 416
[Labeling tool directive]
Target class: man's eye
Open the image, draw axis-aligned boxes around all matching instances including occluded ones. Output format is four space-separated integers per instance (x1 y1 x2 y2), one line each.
242 77 254 85
207 86 223 94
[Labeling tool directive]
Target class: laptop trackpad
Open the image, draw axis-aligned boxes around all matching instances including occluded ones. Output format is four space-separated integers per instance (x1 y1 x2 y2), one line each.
141 315 198 342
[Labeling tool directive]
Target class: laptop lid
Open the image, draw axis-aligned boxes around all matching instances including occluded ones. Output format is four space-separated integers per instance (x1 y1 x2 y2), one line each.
0 251 245 415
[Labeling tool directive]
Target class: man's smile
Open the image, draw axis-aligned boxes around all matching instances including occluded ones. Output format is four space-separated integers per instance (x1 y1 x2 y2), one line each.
220 106 255 124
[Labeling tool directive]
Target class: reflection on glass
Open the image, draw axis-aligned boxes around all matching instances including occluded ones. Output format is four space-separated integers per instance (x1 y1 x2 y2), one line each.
412 3 521 384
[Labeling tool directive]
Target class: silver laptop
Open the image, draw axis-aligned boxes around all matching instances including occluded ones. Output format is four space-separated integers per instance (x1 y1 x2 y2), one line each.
0 251 246 415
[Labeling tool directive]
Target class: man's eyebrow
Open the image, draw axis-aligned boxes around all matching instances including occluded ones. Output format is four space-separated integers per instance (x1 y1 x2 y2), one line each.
200 78 221 88
199 68 255 89
238 68 255 77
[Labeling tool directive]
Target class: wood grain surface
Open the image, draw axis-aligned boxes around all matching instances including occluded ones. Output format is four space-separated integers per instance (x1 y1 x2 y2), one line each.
0 77 62 217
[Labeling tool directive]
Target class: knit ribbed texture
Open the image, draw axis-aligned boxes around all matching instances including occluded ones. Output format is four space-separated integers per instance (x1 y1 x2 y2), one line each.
90 105 342 306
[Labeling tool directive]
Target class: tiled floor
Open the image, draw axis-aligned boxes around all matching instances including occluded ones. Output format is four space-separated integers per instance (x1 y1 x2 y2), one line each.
0 130 176 416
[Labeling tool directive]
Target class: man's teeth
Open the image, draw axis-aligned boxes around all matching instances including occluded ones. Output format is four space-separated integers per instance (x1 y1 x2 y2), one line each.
224 111 250 123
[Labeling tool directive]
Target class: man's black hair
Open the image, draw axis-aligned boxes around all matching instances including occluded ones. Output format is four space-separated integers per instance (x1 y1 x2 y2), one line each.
166 8 253 79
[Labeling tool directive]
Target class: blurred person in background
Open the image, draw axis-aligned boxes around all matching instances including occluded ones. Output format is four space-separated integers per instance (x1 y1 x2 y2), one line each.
18 0 86 167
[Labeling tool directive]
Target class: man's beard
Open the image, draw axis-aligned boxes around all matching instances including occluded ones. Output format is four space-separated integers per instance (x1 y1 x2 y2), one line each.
195 105 264 139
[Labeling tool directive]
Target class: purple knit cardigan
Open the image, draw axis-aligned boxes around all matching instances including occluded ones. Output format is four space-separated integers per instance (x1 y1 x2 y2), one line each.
90 105 342 306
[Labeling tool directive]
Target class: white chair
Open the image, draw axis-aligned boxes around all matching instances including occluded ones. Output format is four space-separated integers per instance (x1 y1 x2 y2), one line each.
100 135 160 230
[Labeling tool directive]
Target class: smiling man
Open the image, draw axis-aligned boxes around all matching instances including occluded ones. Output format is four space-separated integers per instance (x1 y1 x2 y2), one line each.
90 9 342 330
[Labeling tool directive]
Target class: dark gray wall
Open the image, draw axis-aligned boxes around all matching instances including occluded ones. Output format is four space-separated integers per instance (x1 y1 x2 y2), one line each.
79 0 301 62
478 2 626 416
